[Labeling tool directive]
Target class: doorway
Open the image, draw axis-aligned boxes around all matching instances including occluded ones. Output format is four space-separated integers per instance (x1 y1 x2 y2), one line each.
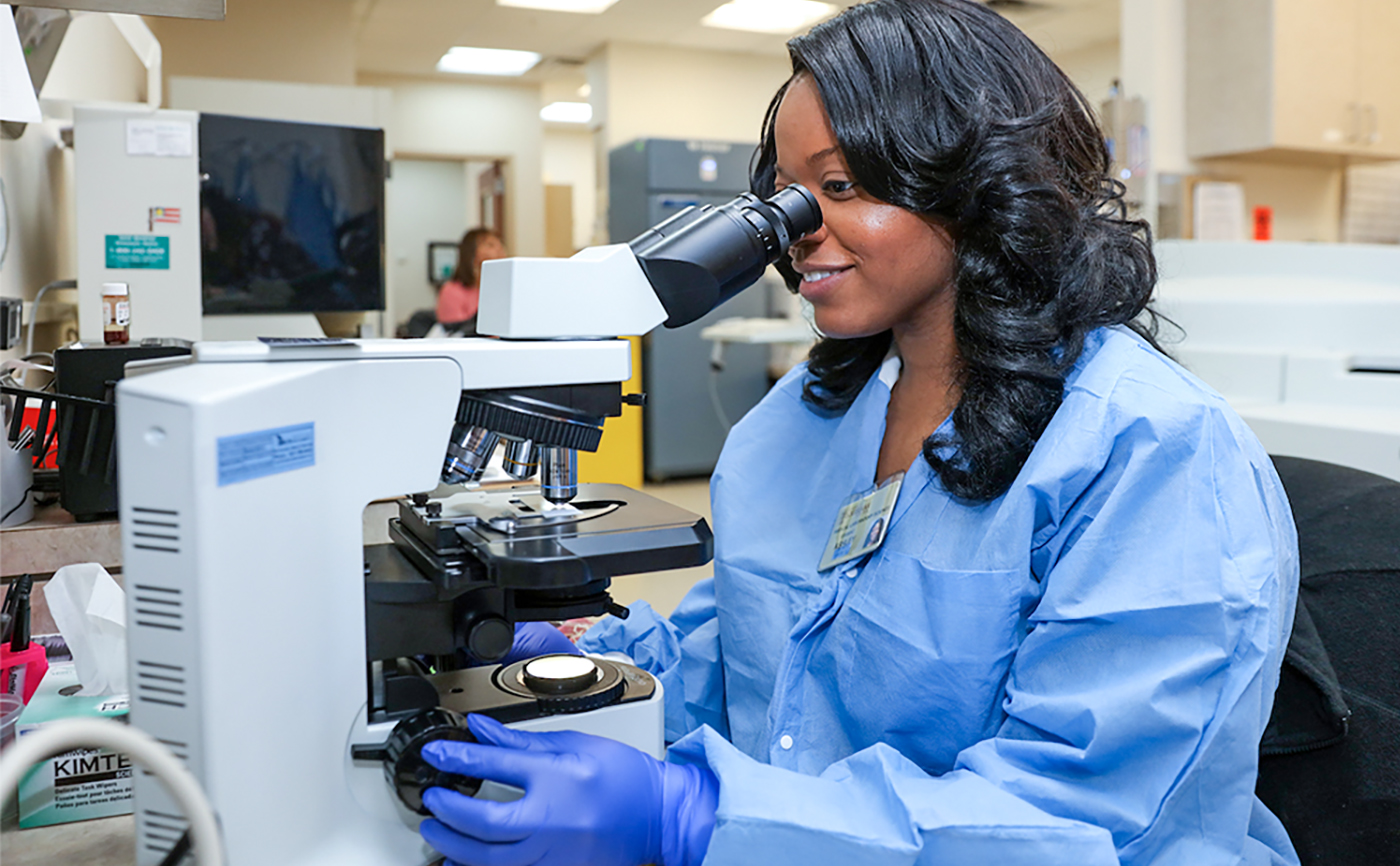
385 157 504 334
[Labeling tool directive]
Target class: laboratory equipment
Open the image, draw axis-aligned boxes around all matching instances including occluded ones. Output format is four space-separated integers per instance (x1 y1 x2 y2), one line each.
72 106 386 344
199 113 386 317
115 184 819 865
51 341 192 520
1155 240 1400 481
610 139 776 480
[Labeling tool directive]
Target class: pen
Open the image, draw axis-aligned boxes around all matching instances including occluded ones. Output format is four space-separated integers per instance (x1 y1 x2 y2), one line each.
0 574 22 645
9 574 32 652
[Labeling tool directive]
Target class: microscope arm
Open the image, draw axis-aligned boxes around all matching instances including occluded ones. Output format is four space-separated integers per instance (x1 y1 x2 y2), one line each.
477 245 669 339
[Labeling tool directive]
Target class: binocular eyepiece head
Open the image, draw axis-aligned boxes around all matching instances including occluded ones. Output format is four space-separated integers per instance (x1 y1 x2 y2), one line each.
627 183 822 329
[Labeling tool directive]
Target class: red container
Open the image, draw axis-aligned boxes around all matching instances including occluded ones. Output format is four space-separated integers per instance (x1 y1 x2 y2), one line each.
1253 206 1274 242
1 643 49 705
20 404 59 469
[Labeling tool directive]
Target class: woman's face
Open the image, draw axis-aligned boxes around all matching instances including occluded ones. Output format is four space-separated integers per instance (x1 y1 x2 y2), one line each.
474 235 506 272
774 75 956 341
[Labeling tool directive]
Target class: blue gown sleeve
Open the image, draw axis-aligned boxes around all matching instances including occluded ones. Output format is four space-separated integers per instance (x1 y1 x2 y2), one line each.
577 578 728 743
666 392 1298 866
669 728 1118 865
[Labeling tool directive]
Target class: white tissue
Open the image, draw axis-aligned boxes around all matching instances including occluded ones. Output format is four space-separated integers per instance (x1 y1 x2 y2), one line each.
44 563 128 696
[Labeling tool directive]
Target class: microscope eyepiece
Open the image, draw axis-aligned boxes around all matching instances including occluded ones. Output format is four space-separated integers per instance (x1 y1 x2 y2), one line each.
627 183 822 329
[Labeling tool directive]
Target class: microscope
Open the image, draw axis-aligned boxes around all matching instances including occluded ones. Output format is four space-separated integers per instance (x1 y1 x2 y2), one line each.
115 185 820 865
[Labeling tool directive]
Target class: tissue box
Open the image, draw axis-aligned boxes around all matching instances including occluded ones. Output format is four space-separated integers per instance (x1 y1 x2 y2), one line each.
15 662 132 828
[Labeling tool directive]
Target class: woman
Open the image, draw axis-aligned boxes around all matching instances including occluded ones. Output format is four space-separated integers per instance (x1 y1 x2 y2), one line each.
415 3 1300 865
436 228 506 331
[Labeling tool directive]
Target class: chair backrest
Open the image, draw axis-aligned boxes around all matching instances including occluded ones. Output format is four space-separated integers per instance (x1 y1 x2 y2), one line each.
401 309 439 339
1258 456 1400 865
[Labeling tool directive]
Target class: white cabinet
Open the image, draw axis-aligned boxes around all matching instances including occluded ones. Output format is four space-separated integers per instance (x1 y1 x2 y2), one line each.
1187 0 1400 161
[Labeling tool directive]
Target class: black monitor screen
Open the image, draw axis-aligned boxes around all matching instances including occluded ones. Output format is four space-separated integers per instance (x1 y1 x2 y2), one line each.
199 113 385 315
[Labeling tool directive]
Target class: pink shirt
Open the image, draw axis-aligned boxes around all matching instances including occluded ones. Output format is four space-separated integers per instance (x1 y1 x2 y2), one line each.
436 280 479 324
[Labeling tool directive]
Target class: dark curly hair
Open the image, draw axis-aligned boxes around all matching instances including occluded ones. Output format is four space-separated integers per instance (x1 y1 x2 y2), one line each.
751 0 1161 502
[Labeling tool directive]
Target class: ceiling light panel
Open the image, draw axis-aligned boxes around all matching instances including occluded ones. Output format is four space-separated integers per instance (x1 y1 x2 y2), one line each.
701 0 838 34
437 46 542 76
498 0 621 11
541 101 594 123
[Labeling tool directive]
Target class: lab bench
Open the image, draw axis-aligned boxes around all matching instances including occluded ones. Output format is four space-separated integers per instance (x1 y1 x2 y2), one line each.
0 809 135 865
0 502 122 637
1 502 122 579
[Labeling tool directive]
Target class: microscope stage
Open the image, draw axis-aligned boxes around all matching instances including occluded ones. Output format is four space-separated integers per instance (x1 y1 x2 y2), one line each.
395 482 714 589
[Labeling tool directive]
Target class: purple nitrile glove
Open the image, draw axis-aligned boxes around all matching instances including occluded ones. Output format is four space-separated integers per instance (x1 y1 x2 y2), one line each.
419 714 718 866
462 621 582 667
499 621 581 666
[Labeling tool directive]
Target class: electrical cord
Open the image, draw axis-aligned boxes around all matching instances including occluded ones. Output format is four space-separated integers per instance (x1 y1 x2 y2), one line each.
158 828 194 866
708 340 732 432
1 483 33 524
0 717 224 866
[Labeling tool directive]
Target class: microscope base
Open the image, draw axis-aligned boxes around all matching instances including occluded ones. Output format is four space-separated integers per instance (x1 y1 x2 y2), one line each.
339 663 665 863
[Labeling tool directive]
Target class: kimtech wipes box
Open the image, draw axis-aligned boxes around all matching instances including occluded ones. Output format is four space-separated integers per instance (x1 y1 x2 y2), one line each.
15 661 133 828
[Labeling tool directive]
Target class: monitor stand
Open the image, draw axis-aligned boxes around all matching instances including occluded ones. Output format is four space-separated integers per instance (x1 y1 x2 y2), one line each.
201 313 324 341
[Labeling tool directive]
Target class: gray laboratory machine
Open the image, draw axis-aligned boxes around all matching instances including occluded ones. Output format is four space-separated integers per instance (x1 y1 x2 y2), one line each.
609 138 773 480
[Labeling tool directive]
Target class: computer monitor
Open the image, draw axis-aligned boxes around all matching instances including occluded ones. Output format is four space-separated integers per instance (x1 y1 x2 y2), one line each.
199 113 386 315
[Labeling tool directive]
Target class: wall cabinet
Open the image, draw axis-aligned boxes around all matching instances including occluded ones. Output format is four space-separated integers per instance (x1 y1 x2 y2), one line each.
1187 0 1400 162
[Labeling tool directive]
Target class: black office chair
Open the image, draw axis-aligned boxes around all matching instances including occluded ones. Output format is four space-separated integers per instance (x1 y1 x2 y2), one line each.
1257 456 1400 864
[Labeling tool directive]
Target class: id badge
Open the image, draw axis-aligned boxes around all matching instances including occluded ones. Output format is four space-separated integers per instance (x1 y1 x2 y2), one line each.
817 472 903 572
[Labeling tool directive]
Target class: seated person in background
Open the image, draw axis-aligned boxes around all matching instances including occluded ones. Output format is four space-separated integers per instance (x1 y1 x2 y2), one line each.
436 228 506 334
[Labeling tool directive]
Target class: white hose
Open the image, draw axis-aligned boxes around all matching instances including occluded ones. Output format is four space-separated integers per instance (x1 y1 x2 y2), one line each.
25 279 77 361
0 717 223 866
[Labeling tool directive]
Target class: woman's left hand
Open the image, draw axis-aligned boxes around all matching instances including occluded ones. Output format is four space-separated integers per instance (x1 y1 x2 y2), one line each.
419 714 718 866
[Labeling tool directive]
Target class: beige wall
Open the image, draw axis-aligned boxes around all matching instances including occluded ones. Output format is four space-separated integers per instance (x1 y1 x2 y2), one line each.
1056 39 1121 107
1120 0 1344 242
585 42 792 245
542 128 597 250
363 74 546 261
42 12 148 105
591 42 791 150
146 0 356 87
1197 157 1344 243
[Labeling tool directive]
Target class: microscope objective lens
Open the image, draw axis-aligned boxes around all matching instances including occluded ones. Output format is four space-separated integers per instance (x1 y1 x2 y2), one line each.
503 438 539 480
539 446 579 503
469 431 501 482
442 424 501 484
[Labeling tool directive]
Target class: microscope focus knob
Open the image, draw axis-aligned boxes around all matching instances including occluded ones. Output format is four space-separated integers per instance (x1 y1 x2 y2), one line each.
377 707 481 814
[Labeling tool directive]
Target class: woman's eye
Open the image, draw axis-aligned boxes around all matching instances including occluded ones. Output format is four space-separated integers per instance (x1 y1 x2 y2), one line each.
823 179 856 196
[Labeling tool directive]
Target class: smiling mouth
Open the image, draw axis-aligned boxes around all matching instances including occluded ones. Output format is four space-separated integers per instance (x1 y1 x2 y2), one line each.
801 267 850 282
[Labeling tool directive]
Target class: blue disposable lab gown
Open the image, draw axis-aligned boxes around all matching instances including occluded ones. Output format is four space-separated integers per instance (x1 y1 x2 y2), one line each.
580 326 1301 866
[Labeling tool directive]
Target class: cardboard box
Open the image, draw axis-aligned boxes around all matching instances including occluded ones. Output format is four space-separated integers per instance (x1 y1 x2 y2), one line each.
15 662 132 828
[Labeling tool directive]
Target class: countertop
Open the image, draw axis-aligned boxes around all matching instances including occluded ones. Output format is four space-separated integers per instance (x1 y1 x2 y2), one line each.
0 502 121 579
1 809 135 865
